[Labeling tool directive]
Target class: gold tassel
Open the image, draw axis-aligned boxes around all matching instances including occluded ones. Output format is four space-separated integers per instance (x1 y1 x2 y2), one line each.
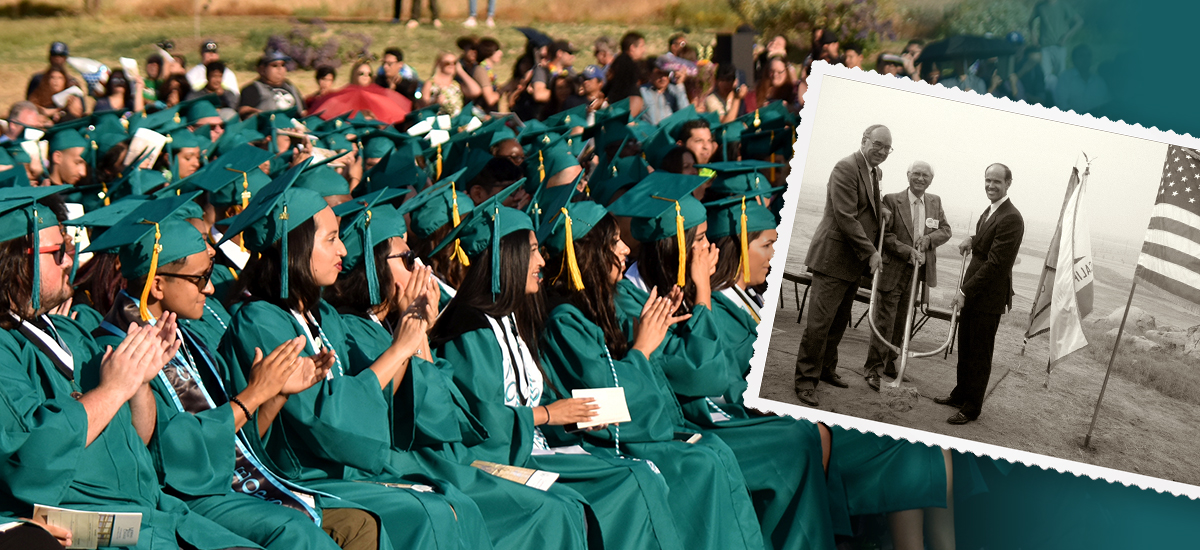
674 201 686 287
740 197 750 284
538 150 545 183
435 144 443 180
139 222 162 322
450 181 470 266
753 109 761 128
562 208 584 291
101 182 110 206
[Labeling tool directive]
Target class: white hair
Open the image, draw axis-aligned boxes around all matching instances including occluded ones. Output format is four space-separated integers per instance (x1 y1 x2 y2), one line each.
907 160 934 176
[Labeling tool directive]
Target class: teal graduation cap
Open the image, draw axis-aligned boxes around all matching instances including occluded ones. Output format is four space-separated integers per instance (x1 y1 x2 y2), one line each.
334 187 409 305
85 195 209 321
589 154 650 206
295 164 350 198
535 184 607 292
0 185 69 311
186 144 274 208
696 160 784 195
406 167 471 241
607 172 711 287
543 104 589 129
360 146 425 196
217 158 325 299
430 181 527 297
705 189 777 284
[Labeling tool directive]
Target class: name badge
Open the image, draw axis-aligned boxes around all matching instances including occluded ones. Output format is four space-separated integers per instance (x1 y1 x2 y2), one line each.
925 217 939 229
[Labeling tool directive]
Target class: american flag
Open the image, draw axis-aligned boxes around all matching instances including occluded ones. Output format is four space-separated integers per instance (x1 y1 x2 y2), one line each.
1135 145 1200 305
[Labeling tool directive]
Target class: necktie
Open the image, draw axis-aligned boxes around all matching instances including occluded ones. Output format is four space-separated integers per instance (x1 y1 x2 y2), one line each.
911 199 921 242
976 209 989 233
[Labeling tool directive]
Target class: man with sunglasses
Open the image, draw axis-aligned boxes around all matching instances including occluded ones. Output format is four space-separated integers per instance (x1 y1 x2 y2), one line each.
793 124 892 407
89 202 383 550
238 51 305 118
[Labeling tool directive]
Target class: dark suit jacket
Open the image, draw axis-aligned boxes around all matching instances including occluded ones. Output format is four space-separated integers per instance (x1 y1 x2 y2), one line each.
804 152 881 283
879 190 952 292
961 198 1024 315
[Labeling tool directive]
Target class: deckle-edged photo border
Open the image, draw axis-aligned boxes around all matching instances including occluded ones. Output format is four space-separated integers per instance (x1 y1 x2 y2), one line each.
743 60 1200 500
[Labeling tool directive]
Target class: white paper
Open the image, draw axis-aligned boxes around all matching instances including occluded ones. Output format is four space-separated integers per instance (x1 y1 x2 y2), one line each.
66 203 93 266
33 504 140 549
571 387 631 429
426 129 451 147
24 128 45 142
464 116 483 132
435 114 452 130
122 128 168 169
118 57 140 79
52 86 85 109
406 118 434 136
19 140 42 169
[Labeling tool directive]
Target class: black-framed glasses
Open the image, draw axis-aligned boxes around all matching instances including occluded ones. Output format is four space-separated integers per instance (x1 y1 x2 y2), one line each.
386 250 417 270
867 140 894 154
158 263 214 289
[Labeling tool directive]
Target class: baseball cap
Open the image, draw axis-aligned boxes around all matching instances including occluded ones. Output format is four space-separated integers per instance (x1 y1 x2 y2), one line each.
49 42 69 57
201 41 218 54
582 65 605 82
259 50 292 66
550 40 576 57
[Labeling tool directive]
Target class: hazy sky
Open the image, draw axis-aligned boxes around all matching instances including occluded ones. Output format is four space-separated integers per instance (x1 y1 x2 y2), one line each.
795 76 1170 245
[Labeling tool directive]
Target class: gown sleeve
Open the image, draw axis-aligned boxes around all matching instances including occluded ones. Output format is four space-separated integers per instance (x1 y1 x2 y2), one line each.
219 301 391 477
436 328 536 467
540 305 677 444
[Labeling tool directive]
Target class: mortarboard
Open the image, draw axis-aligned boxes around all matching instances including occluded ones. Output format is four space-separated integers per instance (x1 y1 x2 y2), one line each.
535 185 606 292
588 154 650 206
217 158 325 299
543 104 588 129
607 172 710 286
0 186 69 311
46 126 89 153
186 144 274 208
85 193 209 320
405 167 471 241
180 94 223 125
430 181 527 298
334 187 410 304
696 160 784 195
294 164 350 198
705 189 777 284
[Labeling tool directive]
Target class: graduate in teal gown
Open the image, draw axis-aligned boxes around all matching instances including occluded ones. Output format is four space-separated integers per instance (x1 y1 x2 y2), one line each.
324 188 594 550
403 171 475 306
607 174 837 550
428 192 684 550
87 197 386 550
705 191 956 550
537 195 767 550
216 161 491 550
0 186 261 550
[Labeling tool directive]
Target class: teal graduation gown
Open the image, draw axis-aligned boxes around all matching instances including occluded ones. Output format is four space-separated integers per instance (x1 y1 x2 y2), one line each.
178 295 233 354
340 312 593 550
433 308 684 550
220 299 490 550
92 293 377 550
709 287 949 518
540 302 766 550
615 276 836 550
0 316 259 550
69 302 104 333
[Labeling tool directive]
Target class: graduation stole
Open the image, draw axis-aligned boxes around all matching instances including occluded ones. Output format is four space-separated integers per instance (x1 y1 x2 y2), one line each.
13 315 79 394
99 297 326 526
487 313 549 450
722 285 762 324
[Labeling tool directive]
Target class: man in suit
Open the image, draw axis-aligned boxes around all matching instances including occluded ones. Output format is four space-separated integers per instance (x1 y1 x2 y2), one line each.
793 124 890 407
863 160 952 391
936 163 1024 424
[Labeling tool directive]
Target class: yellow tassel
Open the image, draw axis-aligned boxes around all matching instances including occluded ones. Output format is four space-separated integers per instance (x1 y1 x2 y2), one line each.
538 151 545 183
101 182 110 206
240 171 251 209
674 201 686 288
139 222 162 322
450 181 470 266
753 109 761 128
562 208 584 291
435 144 443 180
740 197 750 284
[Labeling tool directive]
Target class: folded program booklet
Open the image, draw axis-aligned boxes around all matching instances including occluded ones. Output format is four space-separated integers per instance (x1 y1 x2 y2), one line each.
33 504 140 549
470 460 558 491
571 387 632 429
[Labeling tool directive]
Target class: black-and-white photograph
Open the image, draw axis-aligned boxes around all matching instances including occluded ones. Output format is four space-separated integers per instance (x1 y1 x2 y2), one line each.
754 65 1200 490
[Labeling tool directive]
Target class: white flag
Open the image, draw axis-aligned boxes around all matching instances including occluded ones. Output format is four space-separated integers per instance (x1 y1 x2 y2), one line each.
1049 165 1094 367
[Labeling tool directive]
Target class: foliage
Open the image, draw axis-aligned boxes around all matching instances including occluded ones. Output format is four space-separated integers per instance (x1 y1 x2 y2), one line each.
265 19 374 71
941 0 1034 37
728 0 897 51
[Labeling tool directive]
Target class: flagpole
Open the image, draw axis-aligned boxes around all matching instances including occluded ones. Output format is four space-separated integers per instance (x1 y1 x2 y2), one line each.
1083 278 1138 448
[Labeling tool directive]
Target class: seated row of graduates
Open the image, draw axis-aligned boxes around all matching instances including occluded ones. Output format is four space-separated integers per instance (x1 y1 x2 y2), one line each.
0 147 954 550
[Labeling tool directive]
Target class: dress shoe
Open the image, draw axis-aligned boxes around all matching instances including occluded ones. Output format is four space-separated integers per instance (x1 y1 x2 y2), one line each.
933 396 963 408
820 373 850 388
796 389 819 407
947 412 974 425
865 374 881 392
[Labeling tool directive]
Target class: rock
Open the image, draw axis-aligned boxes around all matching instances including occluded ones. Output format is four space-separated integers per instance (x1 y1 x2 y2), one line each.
880 385 919 412
1100 306 1156 333
1128 336 1161 352
1144 330 1188 349
1186 325 1200 358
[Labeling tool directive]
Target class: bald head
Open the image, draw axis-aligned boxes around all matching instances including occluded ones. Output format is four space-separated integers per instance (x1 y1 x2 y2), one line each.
859 124 892 167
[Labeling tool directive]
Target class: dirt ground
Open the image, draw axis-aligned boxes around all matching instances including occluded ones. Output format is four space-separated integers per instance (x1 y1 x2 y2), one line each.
762 184 1200 487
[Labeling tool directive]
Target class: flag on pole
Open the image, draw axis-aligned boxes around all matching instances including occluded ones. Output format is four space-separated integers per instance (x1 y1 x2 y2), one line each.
1048 165 1093 366
1136 145 1200 305
1024 163 1095 364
